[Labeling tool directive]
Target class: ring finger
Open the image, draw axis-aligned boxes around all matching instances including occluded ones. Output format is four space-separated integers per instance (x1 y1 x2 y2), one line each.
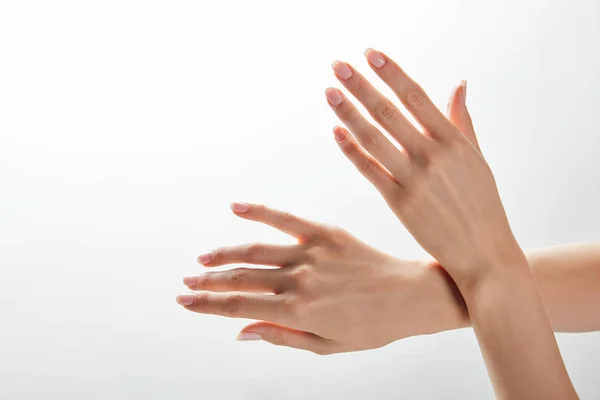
184 267 289 294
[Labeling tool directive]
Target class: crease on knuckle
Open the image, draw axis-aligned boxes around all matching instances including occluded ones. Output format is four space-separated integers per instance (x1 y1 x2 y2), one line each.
361 131 380 151
195 292 209 309
375 101 398 123
268 330 286 347
225 294 244 317
196 272 210 288
210 247 222 263
229 269 246 290
278 211 295 227
406 87 426 108
245 243 263 260
361 158 378 177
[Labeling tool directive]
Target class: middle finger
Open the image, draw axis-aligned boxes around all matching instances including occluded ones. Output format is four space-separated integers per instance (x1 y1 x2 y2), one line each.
331 60 429 156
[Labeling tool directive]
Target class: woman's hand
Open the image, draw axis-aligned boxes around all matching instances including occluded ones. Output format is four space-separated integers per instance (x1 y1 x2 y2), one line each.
176 203 469 355
325 49 578 398
325 49 525 289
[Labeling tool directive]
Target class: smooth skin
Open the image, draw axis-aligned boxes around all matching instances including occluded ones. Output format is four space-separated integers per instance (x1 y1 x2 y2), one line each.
175 51 594 398
325 49 577 399
178 87 600 341
178 202 469 354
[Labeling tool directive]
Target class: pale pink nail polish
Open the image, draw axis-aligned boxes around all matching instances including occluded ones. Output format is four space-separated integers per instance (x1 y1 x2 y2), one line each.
176 294 195 306
333 126 347 142
325 88 343 106
183 276 198 287
364 48 386 68
198 252 212 265
460 79 467 104
230 202 250 213
332 60 352 80
237 332 262 341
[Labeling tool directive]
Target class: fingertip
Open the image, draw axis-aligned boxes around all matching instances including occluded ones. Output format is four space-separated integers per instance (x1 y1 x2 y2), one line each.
236 332 263 341
231 202 250 214
183 276 198 287
176 293 195 306
333 126 348 143
198 252 213 265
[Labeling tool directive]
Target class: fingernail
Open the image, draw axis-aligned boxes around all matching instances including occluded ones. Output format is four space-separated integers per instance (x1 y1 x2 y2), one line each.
365 48 386 68
176 294 195 306
198 252 212 265
331 60 352 80
460 79 467 104
183 276 198 287
325 88 343 106
231 202 250 213
237 332 263 341
333 126 347 142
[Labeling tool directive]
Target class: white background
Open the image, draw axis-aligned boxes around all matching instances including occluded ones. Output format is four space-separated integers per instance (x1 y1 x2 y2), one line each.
1 0 599 398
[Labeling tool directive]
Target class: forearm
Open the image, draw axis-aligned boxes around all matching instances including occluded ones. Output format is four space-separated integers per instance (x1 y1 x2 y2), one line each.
425 241 600 334
463 258 578 399
457 242 577 399
528 242 600 332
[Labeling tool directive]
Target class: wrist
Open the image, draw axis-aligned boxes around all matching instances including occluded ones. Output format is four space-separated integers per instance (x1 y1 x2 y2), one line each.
406 259 471 335
458 251 533 307
450 238 530 298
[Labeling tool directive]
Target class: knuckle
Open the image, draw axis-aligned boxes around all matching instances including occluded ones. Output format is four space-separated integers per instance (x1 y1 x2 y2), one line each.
196 272 210 287
330 228 349 253
406 87 426 108
229 269 246 290
278 211 295 227
361 158 378 176
360 131 380 151
225 294 244 316
244 243 264 259
374 101 398 122
354 76 367 94
210 247 224 263
290 265 312 287
195 292 209 308
341 138 359 155
269 330 286 347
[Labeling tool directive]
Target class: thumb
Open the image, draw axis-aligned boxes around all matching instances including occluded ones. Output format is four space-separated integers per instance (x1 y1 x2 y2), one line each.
447 80 482 153
237 321 336 355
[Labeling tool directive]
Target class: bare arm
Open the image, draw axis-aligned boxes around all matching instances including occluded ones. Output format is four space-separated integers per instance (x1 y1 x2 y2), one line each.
528 242 600 332
327 49 577 398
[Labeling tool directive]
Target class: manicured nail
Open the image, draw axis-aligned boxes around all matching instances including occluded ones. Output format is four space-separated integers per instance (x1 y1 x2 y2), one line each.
331 60 352 80
198 252 212 265
176 294 195 306
183 276 198 287
460 79 467 104
333 126 347 142
236 332 263 341
325 88 343 106
231 202 250 213
365 48 386 68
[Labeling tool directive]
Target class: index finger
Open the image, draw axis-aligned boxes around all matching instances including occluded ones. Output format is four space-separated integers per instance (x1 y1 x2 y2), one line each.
230 203 325 241
364 48 458 142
